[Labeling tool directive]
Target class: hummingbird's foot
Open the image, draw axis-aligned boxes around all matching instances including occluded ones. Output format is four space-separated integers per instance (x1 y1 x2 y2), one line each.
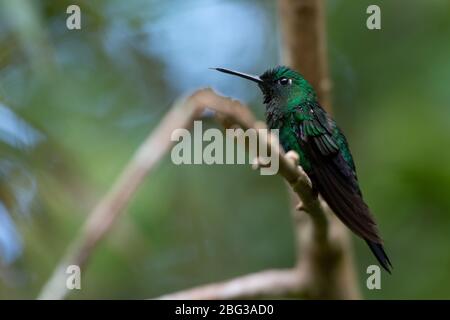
285 150 300 166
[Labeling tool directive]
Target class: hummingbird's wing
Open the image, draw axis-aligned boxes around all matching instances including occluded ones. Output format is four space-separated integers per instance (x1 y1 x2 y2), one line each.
296 105 381 244
295 105 392 272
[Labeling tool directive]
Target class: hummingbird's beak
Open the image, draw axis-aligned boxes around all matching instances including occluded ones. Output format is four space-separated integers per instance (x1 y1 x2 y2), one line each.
211 67 263 84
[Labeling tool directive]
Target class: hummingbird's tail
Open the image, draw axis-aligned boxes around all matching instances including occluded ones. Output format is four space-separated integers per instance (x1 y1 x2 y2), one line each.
365 240 392 273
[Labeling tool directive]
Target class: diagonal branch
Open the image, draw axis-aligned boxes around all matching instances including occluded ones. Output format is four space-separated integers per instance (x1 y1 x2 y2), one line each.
38 89 355 300
153 90 356 299
157 268 308 300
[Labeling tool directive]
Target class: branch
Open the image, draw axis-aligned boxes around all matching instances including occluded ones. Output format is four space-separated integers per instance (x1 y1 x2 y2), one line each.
39 88 343 300
278 0 332 110
157 268 307 300
35 89 298 299
151 90 357 299
279 0 361 298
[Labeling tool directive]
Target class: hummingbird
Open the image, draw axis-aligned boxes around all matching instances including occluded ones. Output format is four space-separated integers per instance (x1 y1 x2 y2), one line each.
213 66 392 273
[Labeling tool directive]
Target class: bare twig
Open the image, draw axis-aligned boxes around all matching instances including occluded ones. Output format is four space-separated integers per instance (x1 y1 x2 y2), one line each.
157 268 308 300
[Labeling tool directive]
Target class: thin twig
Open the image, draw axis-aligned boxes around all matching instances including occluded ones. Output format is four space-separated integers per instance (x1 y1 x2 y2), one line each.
157 268 308 300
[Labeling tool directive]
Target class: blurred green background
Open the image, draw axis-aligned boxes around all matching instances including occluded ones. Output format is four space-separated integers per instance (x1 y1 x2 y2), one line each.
0 0 449 299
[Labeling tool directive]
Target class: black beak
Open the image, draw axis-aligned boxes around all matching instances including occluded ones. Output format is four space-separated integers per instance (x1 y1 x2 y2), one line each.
211 67 263 84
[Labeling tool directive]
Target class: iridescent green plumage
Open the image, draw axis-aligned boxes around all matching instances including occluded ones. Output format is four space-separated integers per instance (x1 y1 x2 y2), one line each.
214 66 392 272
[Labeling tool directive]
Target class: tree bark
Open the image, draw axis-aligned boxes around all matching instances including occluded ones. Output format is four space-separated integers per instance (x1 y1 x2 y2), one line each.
278 0 332 111
278 0 360 298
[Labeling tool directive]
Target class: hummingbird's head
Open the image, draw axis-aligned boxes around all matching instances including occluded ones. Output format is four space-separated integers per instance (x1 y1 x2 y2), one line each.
212 66 317 108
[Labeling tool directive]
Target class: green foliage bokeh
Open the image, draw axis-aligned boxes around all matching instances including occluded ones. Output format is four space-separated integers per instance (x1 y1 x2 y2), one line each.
0 0 449 299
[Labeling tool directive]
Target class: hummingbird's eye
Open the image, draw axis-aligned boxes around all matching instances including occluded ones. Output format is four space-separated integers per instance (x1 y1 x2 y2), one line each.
278 77 291 86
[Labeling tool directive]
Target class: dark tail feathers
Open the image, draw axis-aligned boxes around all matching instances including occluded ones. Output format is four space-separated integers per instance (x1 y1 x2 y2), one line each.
365 240 392 274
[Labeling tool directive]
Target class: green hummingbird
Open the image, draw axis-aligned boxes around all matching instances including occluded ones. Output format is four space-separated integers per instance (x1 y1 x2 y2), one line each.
213 66 392 273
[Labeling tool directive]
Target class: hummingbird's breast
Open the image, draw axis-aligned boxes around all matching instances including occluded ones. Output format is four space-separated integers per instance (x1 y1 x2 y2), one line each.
266 108 312 173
